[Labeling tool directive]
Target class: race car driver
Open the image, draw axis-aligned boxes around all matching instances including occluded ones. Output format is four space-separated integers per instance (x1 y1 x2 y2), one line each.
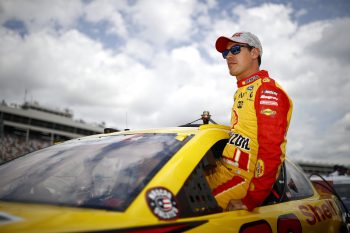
205 32 293 211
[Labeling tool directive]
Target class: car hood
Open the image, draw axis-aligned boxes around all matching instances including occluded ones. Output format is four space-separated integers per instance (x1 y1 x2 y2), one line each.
0 201 149 233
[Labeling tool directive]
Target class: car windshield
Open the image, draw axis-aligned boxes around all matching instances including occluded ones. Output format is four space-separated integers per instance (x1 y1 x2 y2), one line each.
0 133 192 211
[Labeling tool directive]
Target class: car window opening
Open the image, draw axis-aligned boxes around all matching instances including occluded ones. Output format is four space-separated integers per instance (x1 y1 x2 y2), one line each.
176 140 227 217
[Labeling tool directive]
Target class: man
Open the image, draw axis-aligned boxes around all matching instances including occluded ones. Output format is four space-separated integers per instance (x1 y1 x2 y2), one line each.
206 32 293 211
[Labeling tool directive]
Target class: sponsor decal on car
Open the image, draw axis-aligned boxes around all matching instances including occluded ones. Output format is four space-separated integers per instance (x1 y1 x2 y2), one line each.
247 85 254 91
146 187 179 220
299 200 340 225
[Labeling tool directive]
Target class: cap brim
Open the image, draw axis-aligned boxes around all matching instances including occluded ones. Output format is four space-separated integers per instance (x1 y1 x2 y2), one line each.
216 36 240 53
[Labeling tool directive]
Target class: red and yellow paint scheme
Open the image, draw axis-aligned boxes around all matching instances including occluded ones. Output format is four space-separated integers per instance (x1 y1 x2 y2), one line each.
0 125 348 233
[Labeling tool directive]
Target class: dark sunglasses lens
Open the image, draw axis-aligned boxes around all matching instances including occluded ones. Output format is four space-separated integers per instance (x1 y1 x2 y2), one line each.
222 45 242 59
230 45 241 55
222 50 229 59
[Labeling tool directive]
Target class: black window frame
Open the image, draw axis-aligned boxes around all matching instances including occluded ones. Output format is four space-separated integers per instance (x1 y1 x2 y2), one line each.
176 139 227 218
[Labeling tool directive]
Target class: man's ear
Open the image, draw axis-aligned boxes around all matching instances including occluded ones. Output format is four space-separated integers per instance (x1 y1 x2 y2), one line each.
251 48 260 59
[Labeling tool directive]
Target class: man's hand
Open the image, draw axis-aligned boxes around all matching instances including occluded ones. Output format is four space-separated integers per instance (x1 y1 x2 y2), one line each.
226 199 248 211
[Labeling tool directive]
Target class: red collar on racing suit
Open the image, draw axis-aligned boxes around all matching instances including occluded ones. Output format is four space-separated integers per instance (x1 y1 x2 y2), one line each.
237 70 269 87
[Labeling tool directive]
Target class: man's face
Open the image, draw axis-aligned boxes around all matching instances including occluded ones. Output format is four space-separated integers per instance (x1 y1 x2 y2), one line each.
225 41 257 79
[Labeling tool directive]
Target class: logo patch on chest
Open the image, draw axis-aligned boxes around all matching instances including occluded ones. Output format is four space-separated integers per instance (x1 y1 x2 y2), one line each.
237 100 244 108
228 133 251 151
255 159 265 177
261 108 277 116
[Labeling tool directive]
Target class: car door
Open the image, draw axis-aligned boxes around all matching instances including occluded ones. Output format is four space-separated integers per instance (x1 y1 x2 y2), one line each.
172 137 345 233
282 161 346 233
173 138 280 232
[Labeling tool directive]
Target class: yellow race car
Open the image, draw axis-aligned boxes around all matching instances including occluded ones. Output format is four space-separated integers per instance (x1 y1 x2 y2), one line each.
0 124 349 233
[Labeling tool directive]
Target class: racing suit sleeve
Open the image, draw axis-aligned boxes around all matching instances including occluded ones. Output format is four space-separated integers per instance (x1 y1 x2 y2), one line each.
242 82 292 211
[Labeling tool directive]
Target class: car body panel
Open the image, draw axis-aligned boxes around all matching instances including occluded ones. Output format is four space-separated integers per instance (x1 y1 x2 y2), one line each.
0 198 344 233
312 175 350 210
0 125 347 233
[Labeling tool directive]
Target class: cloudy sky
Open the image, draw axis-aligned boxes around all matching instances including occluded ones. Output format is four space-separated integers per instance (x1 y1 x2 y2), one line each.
1 0 349 165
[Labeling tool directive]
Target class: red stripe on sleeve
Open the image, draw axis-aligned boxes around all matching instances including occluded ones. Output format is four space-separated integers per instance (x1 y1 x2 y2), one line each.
242 82 291 210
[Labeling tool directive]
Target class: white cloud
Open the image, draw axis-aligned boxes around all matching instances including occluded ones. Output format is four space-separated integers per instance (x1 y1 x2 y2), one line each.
129 0 198 46
232 3 297 40
307 18 350 64
0 0 83 32
83 0 128 38
123 39 155 62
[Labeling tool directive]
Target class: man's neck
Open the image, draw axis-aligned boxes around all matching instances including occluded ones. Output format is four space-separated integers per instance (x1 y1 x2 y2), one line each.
236 68 260 81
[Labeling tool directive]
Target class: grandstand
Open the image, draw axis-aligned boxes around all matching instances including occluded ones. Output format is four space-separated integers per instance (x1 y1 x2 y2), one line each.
296 160 338 176
0 101 106 162
1 102 346 176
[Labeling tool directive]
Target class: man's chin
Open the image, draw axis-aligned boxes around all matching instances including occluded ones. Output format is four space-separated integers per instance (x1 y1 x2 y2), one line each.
229 70 238 77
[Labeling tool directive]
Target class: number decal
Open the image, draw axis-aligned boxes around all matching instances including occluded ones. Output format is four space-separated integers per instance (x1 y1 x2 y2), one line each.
277 214 302 233
239 220 273 233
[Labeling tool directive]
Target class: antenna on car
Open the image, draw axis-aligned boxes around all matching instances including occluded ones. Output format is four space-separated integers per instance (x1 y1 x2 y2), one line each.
179 111 217 127
201 111 213 124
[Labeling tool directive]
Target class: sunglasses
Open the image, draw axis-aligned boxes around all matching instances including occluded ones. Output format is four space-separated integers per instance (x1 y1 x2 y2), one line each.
222 44 253 59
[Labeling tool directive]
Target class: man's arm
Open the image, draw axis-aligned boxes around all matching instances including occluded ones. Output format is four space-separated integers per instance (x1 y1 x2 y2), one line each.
226 199 248 211
242 82 292 211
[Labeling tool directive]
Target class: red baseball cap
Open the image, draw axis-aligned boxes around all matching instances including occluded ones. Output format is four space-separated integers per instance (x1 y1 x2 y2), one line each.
215 32 263 56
